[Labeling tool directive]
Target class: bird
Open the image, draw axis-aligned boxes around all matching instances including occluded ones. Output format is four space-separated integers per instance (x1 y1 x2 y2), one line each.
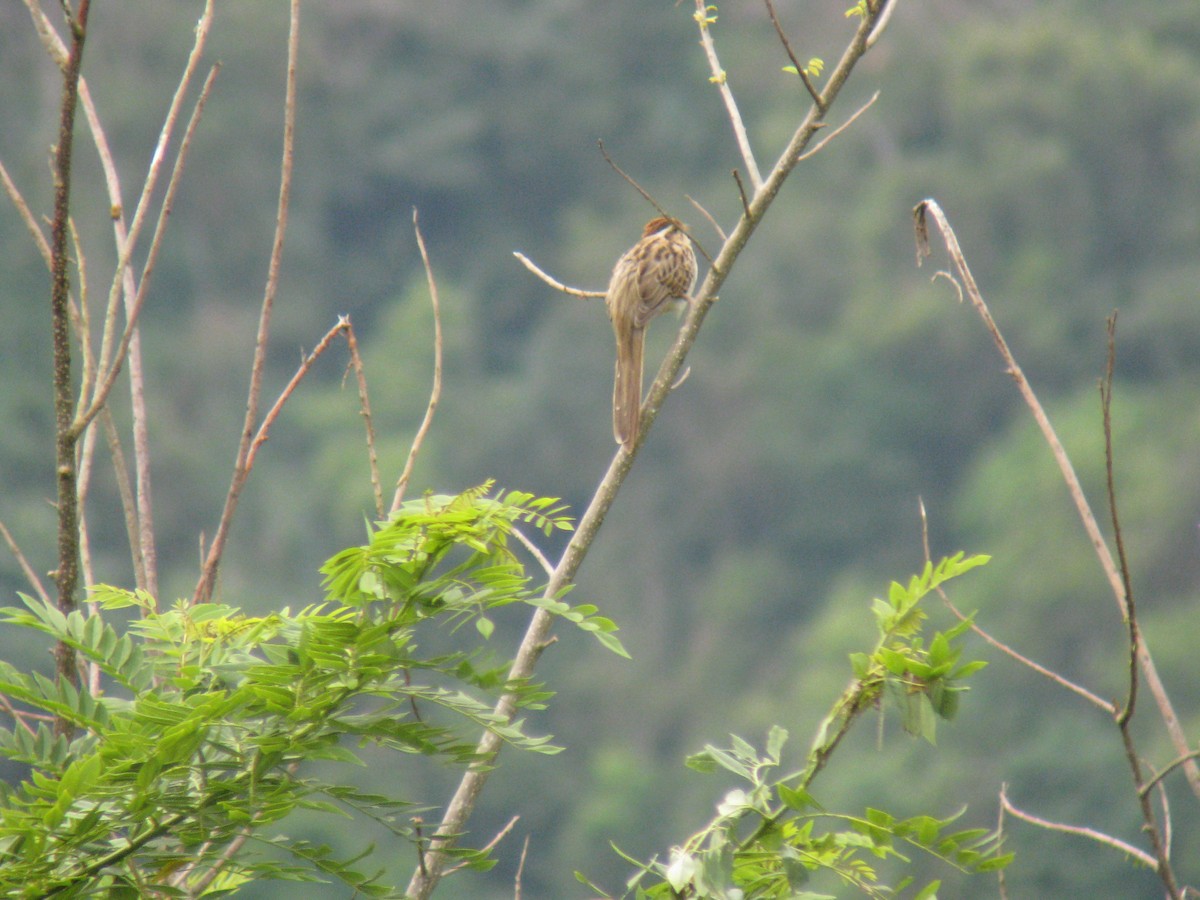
605 216 697 450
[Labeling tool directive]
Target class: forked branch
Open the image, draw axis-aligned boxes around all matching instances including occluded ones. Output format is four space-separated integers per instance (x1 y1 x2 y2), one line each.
913 198 1200 803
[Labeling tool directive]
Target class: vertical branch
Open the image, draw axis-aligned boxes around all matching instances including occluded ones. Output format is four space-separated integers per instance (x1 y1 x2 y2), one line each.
194 0 299 603
1100 315 1137 727
48 0 92 718
693 0 762 190
390 210 444 514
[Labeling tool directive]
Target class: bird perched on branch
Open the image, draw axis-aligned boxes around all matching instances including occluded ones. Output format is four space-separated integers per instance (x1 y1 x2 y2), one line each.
605 216 697 450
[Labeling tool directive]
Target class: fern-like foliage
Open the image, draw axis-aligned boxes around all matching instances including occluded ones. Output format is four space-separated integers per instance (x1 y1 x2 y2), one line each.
579 554 1012 899
0 485 600 897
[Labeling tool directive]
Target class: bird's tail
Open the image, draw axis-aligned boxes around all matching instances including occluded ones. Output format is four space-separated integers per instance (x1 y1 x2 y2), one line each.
613 326 644 449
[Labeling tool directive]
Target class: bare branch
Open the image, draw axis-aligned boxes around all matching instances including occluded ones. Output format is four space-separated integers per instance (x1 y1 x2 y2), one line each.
1000 786 1158 870
0 158 52 266
1100 314 1138 727
866 0 900 50
693 0 763 189
914 198 1200 801
512 251 604 299
343 320 385 519
391 209 445 513
597 139 671 215
731 169 751 219
797 91 880 162
685 193 727 242
510 526 554 577
1142 749 1200 799
77 62 221 437
763 0 824 109
0 520 51 607
514 833 531 900
918 500 1114 712
443 815 520 876
195 0 299 604
245 320 352 474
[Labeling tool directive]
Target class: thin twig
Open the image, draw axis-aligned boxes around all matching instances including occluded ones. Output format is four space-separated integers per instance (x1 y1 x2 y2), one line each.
78 63 220 438
195 1 299 604
999 786 1158 869
693 0 762 189
731 169 751 219
391 209 445 513
1100 314 1138 728
244 320 352 474
685 194 726 242
1142 749 1200 799
596 141 712 263
763 0 823 109
597 140 667 215
98 410 144 590
514 834 531 900
343 319 385 519
0 520 51 606
797 91 880 162
512 252 604 299
443 816 520 876
0 158 52 266
917 499 1114 713
510 526 554 577
913 198 1200 800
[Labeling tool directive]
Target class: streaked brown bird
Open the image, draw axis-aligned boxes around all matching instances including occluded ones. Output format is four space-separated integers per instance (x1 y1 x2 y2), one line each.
605 216 697 449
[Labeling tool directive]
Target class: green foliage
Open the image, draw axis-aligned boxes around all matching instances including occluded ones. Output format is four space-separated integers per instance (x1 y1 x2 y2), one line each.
579 556 1009 899
0 486 601 897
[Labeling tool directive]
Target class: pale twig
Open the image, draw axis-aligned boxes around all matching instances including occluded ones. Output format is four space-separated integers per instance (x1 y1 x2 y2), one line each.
797 91 880 162
0 520 51 607
1142 749 1200 799
917 499 1113 713
98 409 145 591
391 209 445 513
866 0 900 50
87 1 214 402
77 63 220 438
913 198 1200 800
763 0 823 109
343 320 385 519
85 0 214 598
442 816 520 876
693 0 762 189
686 194 727 242
0 158 52 266
245 319 352 474
195 1 299 604
514 834 531 900
510 526 554 577
512 252 604 299
20 0 67 68
999 786 1157 870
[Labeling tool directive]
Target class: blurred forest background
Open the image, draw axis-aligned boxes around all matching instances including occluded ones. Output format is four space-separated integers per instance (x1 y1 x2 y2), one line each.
2 0 1199 896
